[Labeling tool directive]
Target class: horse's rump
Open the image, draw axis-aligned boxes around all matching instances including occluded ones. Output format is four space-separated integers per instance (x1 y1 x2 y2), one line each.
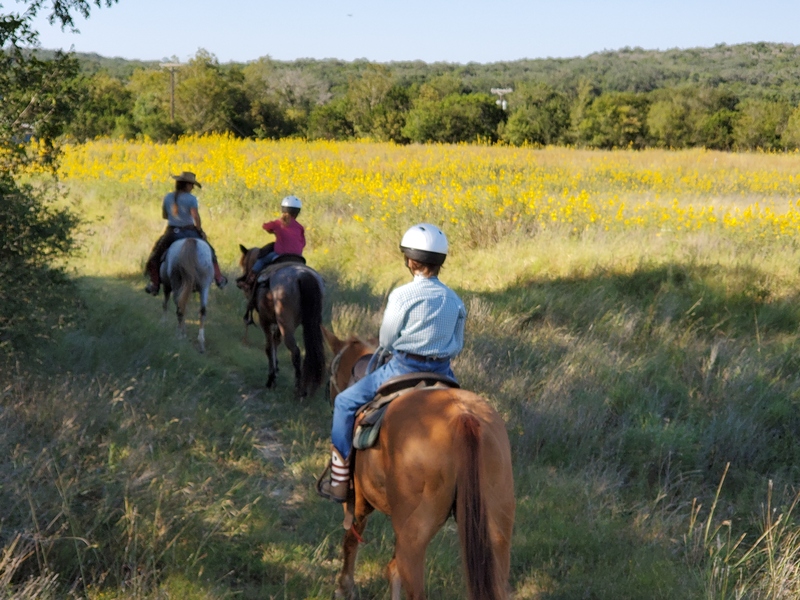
160 238 214 353
358 386 513 514
166 238 212 275
355 387 514 598
167 238 213 294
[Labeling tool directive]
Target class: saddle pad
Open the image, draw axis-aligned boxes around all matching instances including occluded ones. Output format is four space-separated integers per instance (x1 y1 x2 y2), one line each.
255 261 299 284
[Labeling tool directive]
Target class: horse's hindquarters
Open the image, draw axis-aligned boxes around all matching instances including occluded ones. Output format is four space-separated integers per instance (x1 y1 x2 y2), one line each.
356 387 514 518
353 388 515 598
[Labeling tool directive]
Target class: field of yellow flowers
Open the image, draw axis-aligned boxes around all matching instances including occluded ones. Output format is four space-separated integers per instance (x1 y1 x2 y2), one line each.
59 135 800 248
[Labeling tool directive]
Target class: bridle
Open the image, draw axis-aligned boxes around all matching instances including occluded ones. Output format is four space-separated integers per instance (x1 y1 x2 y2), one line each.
328 345 347 395
326 344 349 406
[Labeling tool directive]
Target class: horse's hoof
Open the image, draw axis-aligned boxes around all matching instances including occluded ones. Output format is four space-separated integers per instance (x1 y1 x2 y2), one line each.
333 587 354 600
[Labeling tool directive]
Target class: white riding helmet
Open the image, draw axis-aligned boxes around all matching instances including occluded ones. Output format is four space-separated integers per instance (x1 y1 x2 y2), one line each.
399 223 448 266
281 195 302 209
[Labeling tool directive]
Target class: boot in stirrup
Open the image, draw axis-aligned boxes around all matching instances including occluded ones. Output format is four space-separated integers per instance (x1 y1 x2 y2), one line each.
316 446 349 503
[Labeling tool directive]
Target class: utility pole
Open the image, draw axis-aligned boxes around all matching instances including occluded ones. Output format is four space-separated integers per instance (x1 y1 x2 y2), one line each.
491 87 513 111
160 62 182 122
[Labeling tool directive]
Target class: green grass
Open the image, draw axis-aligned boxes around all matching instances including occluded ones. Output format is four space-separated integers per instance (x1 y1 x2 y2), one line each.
5 180 800 598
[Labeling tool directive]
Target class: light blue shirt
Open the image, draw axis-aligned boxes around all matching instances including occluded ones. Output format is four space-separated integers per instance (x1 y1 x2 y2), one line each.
379 275 466 359
163 191 199 228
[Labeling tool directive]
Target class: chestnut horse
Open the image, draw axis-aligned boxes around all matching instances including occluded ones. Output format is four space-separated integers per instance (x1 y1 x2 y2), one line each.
160 237 214 353
238 245 325 398
322 327 515 600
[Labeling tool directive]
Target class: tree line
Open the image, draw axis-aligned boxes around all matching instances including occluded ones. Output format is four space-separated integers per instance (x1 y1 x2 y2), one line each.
56 43 800 151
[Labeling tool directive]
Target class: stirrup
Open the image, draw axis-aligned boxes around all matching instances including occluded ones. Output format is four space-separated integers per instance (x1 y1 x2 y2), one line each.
216 276 228 289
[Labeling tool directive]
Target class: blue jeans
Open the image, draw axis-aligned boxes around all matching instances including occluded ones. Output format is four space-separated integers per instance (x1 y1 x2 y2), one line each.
252 251 278 274
331 352 456 459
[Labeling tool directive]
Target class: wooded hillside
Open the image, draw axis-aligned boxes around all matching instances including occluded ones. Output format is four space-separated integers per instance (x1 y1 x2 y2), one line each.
42 42 800 150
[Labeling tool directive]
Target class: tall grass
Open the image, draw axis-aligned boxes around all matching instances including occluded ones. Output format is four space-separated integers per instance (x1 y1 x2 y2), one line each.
4 139 800 598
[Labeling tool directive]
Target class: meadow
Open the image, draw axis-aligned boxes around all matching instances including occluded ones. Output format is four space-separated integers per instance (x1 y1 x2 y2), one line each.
4 137 800 598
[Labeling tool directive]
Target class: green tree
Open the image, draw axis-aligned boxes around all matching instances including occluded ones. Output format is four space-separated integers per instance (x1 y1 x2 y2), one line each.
403 92 505 144
645 87 738 149
732 98 791 150
647 97 691 148
781 104 800 149
66 72 135 140
567 79 599 145
307 97 354 140
346 64 396 138
128 67 182 140
576 91 650 149
243 57 330 137
416 74 462 101
368 85 412 143
1 0 117 351
501 83 570 146
175 49 239 135
689 88 738 150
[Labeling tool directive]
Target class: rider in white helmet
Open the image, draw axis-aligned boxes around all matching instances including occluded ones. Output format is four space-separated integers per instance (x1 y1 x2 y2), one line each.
317 223 467 503
252 195 305 274
239 195 307 320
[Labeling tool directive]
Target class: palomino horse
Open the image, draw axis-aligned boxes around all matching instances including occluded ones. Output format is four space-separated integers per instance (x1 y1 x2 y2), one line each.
238 244 326 398
322 327 516 600
160 237 214 353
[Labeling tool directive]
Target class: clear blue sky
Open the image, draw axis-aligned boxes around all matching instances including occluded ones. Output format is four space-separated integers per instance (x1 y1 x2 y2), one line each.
29 0 800 64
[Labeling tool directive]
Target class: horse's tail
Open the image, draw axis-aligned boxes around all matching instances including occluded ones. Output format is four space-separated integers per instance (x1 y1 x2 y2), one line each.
455 413 497 600
176 239 201 311
297 270 325 396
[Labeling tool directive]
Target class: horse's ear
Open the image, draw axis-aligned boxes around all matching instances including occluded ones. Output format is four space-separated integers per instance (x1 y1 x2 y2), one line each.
321 325 345 353
239 244 248 256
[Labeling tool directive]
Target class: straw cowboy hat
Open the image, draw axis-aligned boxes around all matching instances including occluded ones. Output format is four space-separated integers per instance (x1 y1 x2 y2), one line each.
171 171 202 188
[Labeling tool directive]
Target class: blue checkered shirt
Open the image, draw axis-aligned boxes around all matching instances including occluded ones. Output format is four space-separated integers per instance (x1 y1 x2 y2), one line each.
379 275 466 359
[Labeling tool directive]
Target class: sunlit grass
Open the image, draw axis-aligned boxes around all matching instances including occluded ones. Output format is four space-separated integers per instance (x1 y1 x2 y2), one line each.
5 138 800 598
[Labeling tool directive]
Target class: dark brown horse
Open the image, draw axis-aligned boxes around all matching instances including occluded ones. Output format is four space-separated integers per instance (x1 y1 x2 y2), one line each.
238 245 325 398
322 327 516 600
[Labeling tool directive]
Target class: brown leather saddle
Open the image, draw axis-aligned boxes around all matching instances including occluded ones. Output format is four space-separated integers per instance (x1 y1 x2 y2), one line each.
350 354 459 450
254 254 307 286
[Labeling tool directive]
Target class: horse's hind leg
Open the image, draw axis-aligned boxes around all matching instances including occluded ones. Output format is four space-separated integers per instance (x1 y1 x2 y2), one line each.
263 323 279 388
386 527 433 600
279 323 303 397
176 307 186 338
386 507 442 600
161 286 171 324
197 307 207 353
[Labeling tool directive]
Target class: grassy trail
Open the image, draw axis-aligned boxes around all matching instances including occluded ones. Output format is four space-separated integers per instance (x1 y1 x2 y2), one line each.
3 256 706 599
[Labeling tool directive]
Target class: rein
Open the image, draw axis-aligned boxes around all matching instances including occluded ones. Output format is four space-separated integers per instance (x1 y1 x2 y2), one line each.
328 342 387 403
327 344 348 402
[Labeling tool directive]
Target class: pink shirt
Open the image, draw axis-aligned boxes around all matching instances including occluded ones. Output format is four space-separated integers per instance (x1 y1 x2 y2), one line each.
263 218 306 255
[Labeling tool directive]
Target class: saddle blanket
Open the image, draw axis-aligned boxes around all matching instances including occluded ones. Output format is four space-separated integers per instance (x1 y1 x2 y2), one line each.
255 255 307 285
